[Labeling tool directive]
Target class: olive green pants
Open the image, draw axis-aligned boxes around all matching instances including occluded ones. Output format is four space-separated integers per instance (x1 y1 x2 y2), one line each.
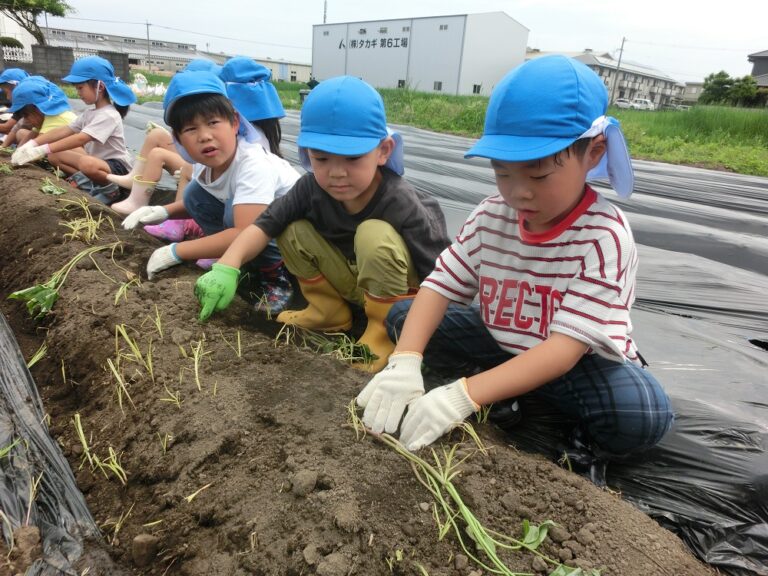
276 219 419 306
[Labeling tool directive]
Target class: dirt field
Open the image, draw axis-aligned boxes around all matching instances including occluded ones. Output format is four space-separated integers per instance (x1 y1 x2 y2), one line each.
0 161 714 576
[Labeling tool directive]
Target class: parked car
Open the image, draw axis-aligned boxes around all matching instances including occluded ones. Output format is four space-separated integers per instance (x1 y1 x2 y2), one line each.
614 98 632 109
630 98 656 111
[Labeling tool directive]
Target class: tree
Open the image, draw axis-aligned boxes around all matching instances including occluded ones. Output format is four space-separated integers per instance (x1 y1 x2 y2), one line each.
699 71 732 104
729 76 758 107
0 35 23 48
0 0 74 46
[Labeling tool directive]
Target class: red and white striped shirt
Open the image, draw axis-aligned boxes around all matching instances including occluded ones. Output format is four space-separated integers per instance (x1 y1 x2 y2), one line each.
423 186 640 364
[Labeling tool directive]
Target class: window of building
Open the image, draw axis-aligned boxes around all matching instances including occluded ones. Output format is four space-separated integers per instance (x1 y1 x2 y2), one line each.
177 44 189 49
51 30 65 36
290 71 297 81
379 27 388 33
434 81 443 91
472 84 481 94
358 28 367 35
323 31 329 36
152 41 165 47
439 24 448 30
402 26 410 32
397 79 406 88
123 38 136 43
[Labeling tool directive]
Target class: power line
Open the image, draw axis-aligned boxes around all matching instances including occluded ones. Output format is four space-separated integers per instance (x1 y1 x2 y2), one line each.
628 39 760 53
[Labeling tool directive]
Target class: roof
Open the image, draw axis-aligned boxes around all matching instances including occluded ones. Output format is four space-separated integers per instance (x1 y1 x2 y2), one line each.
314 11 529 31
574 51 682 84
747 50 768 60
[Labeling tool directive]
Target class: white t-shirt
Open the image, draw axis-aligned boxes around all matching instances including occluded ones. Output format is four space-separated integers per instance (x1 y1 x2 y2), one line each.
192 138 300 206
68 105 132 167
423 187 641 365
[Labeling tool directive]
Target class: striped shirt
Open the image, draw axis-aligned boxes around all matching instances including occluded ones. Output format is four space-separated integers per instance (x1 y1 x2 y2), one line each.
423 186 641 364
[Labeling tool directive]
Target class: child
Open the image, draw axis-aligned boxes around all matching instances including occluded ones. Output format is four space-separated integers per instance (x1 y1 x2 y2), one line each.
11 56 136 189
122 71 300 315
0 68 30 136
108 123 190 216
194 76 450 372
109 58 224 216
357 56 674 465
130 57 287 242
3 77 77 148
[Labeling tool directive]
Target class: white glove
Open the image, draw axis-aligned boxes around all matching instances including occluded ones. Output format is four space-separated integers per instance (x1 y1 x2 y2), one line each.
122 205 169 229
356 352 424 433
147 243 182 280
11 142 48 166
172 169 182 182
399 379 478 451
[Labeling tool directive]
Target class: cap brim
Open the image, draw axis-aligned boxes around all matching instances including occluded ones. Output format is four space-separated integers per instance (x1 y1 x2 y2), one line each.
465 133 577 162
62 74 90 83
297 132 381 157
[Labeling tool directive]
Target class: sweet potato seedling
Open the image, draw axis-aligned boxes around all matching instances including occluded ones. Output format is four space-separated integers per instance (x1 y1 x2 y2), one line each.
40 177 68 196
8 242 122 319
0 164 12 175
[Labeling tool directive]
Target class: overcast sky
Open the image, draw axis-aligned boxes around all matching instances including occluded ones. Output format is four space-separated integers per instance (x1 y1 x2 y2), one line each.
46 0 763 83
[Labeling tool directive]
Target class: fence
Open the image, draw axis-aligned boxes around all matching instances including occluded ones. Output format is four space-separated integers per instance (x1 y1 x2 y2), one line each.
2 47 33 63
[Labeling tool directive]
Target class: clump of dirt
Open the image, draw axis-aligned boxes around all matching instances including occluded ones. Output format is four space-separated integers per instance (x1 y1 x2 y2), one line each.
0 161 714 576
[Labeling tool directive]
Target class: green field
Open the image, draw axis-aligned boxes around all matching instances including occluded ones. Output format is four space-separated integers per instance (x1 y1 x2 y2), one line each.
63 71 768 177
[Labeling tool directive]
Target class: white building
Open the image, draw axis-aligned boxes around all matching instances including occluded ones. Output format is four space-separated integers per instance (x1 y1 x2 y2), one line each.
312 12 528 96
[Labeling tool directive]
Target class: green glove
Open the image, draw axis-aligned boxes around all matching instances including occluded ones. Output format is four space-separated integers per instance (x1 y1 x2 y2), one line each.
195 263 240 322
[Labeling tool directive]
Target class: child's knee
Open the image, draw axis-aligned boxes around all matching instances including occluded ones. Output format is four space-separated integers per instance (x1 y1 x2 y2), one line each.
78 156 103 177
589 399 674 456
354 220 403 262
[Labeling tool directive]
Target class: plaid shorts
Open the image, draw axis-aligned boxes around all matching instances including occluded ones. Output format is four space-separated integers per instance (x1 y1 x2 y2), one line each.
387 300 674 456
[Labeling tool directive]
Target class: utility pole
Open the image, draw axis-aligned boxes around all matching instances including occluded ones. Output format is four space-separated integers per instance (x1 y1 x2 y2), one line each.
145 21 151 72
609 36 625 105
323 0 327 24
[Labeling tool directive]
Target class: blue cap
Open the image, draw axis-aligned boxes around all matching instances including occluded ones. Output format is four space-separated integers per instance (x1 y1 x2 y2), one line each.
62 56 137 107
163 70 265 162
184 59 222 75
297 75 404 175
466 56 633 197
9 77 71 115
0 68 30 85
219 57 285 122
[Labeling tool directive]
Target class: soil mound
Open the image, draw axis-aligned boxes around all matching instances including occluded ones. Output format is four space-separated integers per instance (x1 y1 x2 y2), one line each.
0 161 713 575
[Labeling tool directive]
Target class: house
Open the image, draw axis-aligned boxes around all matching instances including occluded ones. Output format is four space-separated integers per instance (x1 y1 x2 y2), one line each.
747 50 768 88
526 49 684 108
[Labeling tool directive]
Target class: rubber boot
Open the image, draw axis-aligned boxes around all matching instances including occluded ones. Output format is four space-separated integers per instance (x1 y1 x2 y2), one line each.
351 293 412 373
110 177 157 217
107 156 145 189
276 275 352 332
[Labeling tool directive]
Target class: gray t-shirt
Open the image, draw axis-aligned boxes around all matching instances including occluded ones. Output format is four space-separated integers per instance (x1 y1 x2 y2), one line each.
255 168 450 281
68 106 132 168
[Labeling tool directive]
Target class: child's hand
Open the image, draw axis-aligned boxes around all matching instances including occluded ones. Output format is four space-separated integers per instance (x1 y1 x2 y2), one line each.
398 378 478 451
11 142 48 166
356 352 424 433
195 263 240 322
147 244 182 280
122 206 169 229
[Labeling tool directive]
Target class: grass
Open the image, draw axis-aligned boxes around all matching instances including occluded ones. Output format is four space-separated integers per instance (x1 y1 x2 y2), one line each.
58 71 767 174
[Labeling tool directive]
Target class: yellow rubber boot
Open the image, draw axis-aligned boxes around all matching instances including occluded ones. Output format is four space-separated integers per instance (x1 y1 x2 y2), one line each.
352 293 412 373
276 275 352 332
